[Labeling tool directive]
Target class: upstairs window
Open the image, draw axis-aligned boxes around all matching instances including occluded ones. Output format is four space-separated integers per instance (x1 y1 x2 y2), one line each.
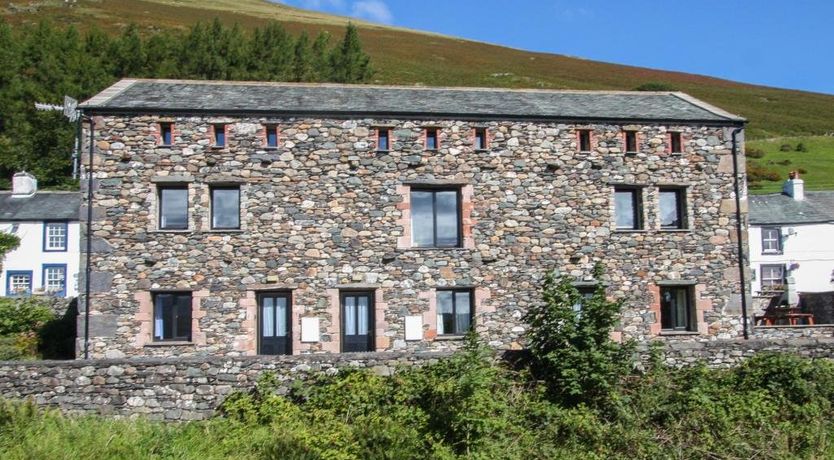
660 286 694 332
760 264 785 289
159 186 188 230
761 227 782 254
411 188 460 248
670 132 683 153
153 292 192 342
160 122 174 146
614 187 643 230
377 128 390 152
211 186 241 230
43 222 68 252
425 128 438 150
625 131 638 153
437 289 473 335
265 125 279 148
659 188 686 229
213 124 227 148
578 130 592 152
474 128 487 150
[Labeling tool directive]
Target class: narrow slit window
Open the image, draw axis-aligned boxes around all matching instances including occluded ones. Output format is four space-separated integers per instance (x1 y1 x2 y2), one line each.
377 128 390 151
265 125 279 148
160 122 173 146
474 128 487 150
213 124 227 148
578 130 591 152
670 132 682 153
625 131 638 152
425 128 438 150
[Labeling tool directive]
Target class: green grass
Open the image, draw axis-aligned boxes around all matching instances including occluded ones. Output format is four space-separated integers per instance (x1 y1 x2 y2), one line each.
747 136 834 194
3 0 834 139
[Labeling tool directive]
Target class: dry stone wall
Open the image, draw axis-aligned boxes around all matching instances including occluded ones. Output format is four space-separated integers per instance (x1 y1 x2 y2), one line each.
81 115 748 358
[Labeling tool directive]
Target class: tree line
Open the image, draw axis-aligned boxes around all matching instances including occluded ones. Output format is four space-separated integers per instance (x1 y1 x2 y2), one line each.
0 19 373 189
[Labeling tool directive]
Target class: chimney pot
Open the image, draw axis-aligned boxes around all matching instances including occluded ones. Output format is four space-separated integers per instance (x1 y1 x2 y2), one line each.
11 172 37 197
783 171 804 201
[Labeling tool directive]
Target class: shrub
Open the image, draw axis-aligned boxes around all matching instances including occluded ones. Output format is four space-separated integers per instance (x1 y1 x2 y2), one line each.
746 147 765 158
748 163 781 182
776 159 792 166
633 82 677 92
795 142 808 152
797 167 808 174
780 143 793 151
0 297 55 336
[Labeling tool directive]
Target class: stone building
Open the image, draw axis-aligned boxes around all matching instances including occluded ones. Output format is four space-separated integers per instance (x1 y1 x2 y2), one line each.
78 79 749 359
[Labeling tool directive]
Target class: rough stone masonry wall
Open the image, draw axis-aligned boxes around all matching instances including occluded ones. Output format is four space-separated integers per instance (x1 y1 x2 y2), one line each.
80 115 748 358
3 340 834 420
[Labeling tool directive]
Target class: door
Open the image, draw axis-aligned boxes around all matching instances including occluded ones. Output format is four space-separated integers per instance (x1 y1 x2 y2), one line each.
259 292 291 355
341 291 374 352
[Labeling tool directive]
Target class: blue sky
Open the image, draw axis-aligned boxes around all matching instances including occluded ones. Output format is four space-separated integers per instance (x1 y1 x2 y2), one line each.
277 0 834 95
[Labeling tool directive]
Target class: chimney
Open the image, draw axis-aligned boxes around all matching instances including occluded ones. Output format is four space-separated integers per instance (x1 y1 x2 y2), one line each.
782 171 804 201
11 172 37 197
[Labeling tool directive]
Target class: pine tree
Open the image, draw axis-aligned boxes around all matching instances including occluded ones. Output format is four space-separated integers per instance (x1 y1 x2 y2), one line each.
291 32 314 82
329 23 372 83
310 31 331 81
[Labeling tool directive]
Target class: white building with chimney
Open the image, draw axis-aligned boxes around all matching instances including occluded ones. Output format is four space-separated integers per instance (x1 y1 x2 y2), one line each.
749 172 834 312
0 172 81 298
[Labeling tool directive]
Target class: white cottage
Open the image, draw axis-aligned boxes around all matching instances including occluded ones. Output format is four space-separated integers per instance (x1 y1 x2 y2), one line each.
0 172 81 298
749 173 834 301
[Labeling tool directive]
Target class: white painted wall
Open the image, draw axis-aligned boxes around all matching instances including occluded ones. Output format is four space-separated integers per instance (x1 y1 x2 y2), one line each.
0 220 81 297
749 223 834 294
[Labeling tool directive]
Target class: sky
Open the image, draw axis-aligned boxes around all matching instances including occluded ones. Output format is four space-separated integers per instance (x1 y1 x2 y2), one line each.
276 0 834 95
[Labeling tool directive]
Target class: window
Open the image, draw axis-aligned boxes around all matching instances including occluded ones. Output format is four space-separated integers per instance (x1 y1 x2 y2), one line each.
625 131 638 153
437 289 473 335
660 286 694 331
425 128 438 150
42 264 67 297
342 291 374 352
573 285 597 315
158 186 188 230
160 122 173 146
474 128 487 150
6 271 32 296
578 130 592 152
43 222 68 251
761 265 785 289
213 124 227 148
265 125 279 148
153 292 192 341
670 132 682 153
411 188 461 248
659 188 686 229
761 227 782 254
211 186 241 230
614 187 643 230
377 128 390 151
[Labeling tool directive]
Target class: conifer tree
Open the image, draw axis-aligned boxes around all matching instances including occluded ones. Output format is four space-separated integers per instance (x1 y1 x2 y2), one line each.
329 23 372 83
291 32 314 82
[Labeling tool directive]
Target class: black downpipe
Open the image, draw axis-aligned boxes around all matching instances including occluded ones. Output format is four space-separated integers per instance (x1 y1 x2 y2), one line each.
731 127 749 339
83 117 95 359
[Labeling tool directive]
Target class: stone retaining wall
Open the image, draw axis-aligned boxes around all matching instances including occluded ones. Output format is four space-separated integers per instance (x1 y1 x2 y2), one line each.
3 339 834 420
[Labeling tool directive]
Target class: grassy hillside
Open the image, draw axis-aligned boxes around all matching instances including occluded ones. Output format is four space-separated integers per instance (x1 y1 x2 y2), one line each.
2 0 834 139
747 136 834 194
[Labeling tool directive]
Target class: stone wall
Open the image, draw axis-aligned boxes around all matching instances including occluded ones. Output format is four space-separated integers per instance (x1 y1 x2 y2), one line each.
3 340 834 420
80 115 749 358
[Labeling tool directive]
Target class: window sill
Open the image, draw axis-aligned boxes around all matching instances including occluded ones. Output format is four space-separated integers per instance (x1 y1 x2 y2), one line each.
761 252 784 256
150 229 192 234
659 330 700 336
658 228 691 233
397 247 471 252
43 249 68 253
210 146 227 150
262 146 279 151
434 334 466 341
205 229 244 234
158 144 173 148
613 229 649 233
144 341 195 347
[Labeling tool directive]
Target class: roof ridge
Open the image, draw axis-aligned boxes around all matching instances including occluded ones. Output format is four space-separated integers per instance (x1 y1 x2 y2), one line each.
670 92 744 121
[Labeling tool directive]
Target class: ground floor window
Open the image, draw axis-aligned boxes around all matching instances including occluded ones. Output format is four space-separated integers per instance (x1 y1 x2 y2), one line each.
437 289 473 335
660 285 694 332
6 271 32 296
153 292 192 341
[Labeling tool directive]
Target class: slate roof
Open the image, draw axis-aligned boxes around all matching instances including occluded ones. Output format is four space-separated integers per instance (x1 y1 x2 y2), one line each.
749 192 834 225
80 79 746 124
0 192 80 221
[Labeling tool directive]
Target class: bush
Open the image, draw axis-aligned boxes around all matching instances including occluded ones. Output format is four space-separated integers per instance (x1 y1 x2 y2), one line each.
0 297 55 336
795 142 808 152
633 82 677 92
780 143 793 151
748 163 781 182
746 147 765 158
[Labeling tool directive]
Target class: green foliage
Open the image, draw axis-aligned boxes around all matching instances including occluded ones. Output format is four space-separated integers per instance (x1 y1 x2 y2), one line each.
633 81 677 92
780 143 793 151
746 136 834 194
0 18 372 189
795 142 808 152
746 147 765 158
0 297 55 336
524 265 634 406
0 232 20 258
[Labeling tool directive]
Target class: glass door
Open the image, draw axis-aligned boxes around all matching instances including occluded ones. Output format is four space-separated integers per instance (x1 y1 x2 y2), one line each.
259 292 291 355
341 292 374 352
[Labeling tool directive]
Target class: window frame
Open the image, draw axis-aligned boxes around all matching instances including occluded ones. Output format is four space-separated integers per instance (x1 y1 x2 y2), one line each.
436 288 474 336
473 127 487 150
41 264 67 297
42 221 68 252
212 123 228 148
761 227 782 254
624 130 638 153
658 187 687 230
376 127 391 152
158 185 189 231
760 264 786 289
159 122 174 146
425 128 439 151
660 285 695 332
669 132 683 153
6 270 32 297
264 124 279 149
410 187 463 248
152 291 193 342
578 129 592 152
613 186 644 230
210 185 241 230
